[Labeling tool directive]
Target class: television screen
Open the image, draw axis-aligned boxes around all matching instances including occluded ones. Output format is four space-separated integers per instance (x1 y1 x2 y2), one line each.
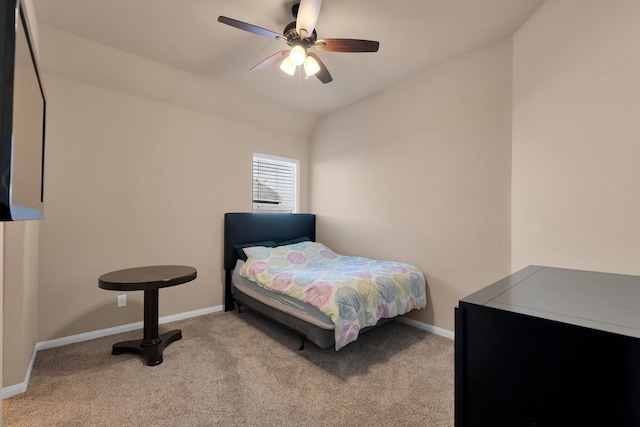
0 0 46 221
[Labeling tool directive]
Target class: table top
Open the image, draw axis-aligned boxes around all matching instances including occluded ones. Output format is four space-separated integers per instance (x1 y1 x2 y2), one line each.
99 265 197 291
460 265 640 339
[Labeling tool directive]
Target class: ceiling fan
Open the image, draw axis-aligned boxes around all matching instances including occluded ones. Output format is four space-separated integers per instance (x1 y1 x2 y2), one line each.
218 0 380 84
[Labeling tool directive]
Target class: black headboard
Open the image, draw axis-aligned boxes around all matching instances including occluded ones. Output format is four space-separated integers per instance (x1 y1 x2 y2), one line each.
223 212 316 311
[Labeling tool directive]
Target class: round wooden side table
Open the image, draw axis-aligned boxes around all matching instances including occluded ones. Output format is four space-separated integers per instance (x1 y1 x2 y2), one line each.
98 265 197 366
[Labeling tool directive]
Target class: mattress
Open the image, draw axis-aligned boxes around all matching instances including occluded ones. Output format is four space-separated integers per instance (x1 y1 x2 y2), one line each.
232 260 334 331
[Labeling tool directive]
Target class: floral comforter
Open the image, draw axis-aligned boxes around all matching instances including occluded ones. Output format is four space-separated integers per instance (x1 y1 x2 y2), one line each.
239 241 427 350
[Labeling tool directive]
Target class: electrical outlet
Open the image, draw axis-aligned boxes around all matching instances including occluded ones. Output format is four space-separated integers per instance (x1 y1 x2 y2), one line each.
117 294 126 307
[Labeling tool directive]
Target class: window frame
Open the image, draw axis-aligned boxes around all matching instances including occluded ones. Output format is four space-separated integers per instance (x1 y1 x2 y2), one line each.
252 153 299 213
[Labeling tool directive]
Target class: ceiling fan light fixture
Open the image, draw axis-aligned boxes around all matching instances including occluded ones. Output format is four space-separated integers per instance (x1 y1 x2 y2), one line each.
303 55 320 77
218 0 379 85
289 43 306 66
279 57 297 76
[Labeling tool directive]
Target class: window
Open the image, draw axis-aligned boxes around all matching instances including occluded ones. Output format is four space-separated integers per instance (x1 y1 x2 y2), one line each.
252 153 299 213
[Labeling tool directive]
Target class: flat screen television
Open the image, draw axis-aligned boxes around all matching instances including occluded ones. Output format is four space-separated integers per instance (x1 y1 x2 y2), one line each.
0 0 46 221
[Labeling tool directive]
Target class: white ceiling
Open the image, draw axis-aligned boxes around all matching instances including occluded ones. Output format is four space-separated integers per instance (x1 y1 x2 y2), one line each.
32 0 545 115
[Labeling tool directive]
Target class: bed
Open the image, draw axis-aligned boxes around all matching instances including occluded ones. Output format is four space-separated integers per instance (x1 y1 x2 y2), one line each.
223 212 427 350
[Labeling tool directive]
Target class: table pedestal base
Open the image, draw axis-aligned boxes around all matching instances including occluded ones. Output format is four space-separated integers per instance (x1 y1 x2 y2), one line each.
112 329 182 366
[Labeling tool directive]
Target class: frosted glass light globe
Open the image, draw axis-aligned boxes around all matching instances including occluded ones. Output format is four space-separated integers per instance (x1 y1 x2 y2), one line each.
280 57 296 76
290 44 306 66
304 55 320 76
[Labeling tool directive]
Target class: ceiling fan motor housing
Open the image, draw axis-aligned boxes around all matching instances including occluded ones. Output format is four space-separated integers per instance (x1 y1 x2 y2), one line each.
283 21 317 45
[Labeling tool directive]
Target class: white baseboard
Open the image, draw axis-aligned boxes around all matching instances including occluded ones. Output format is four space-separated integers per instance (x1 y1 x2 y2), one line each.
398 316 455 340
1 346 38 399
36 305 223 351
2 305 223 399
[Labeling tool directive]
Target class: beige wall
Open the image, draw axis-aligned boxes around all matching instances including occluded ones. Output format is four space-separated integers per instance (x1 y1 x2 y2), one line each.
32 28 315 344
3 222 39 387
37 75 311 341
310 38 513 332
512 0 640 275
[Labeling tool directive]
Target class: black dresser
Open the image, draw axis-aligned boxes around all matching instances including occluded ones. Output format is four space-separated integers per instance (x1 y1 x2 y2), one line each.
455 265 640 426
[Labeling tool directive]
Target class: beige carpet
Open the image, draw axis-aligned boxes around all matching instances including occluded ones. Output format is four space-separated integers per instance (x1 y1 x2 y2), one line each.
4 311 454 426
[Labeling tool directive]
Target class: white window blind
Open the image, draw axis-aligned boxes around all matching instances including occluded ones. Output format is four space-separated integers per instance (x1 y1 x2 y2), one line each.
252 154 298 213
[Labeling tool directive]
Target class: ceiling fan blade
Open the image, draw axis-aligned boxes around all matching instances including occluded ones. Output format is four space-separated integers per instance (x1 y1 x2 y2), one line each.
296 0 322 38
315 38 380 53
218 16 285 41
308 52 332 84
250 50 290 72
